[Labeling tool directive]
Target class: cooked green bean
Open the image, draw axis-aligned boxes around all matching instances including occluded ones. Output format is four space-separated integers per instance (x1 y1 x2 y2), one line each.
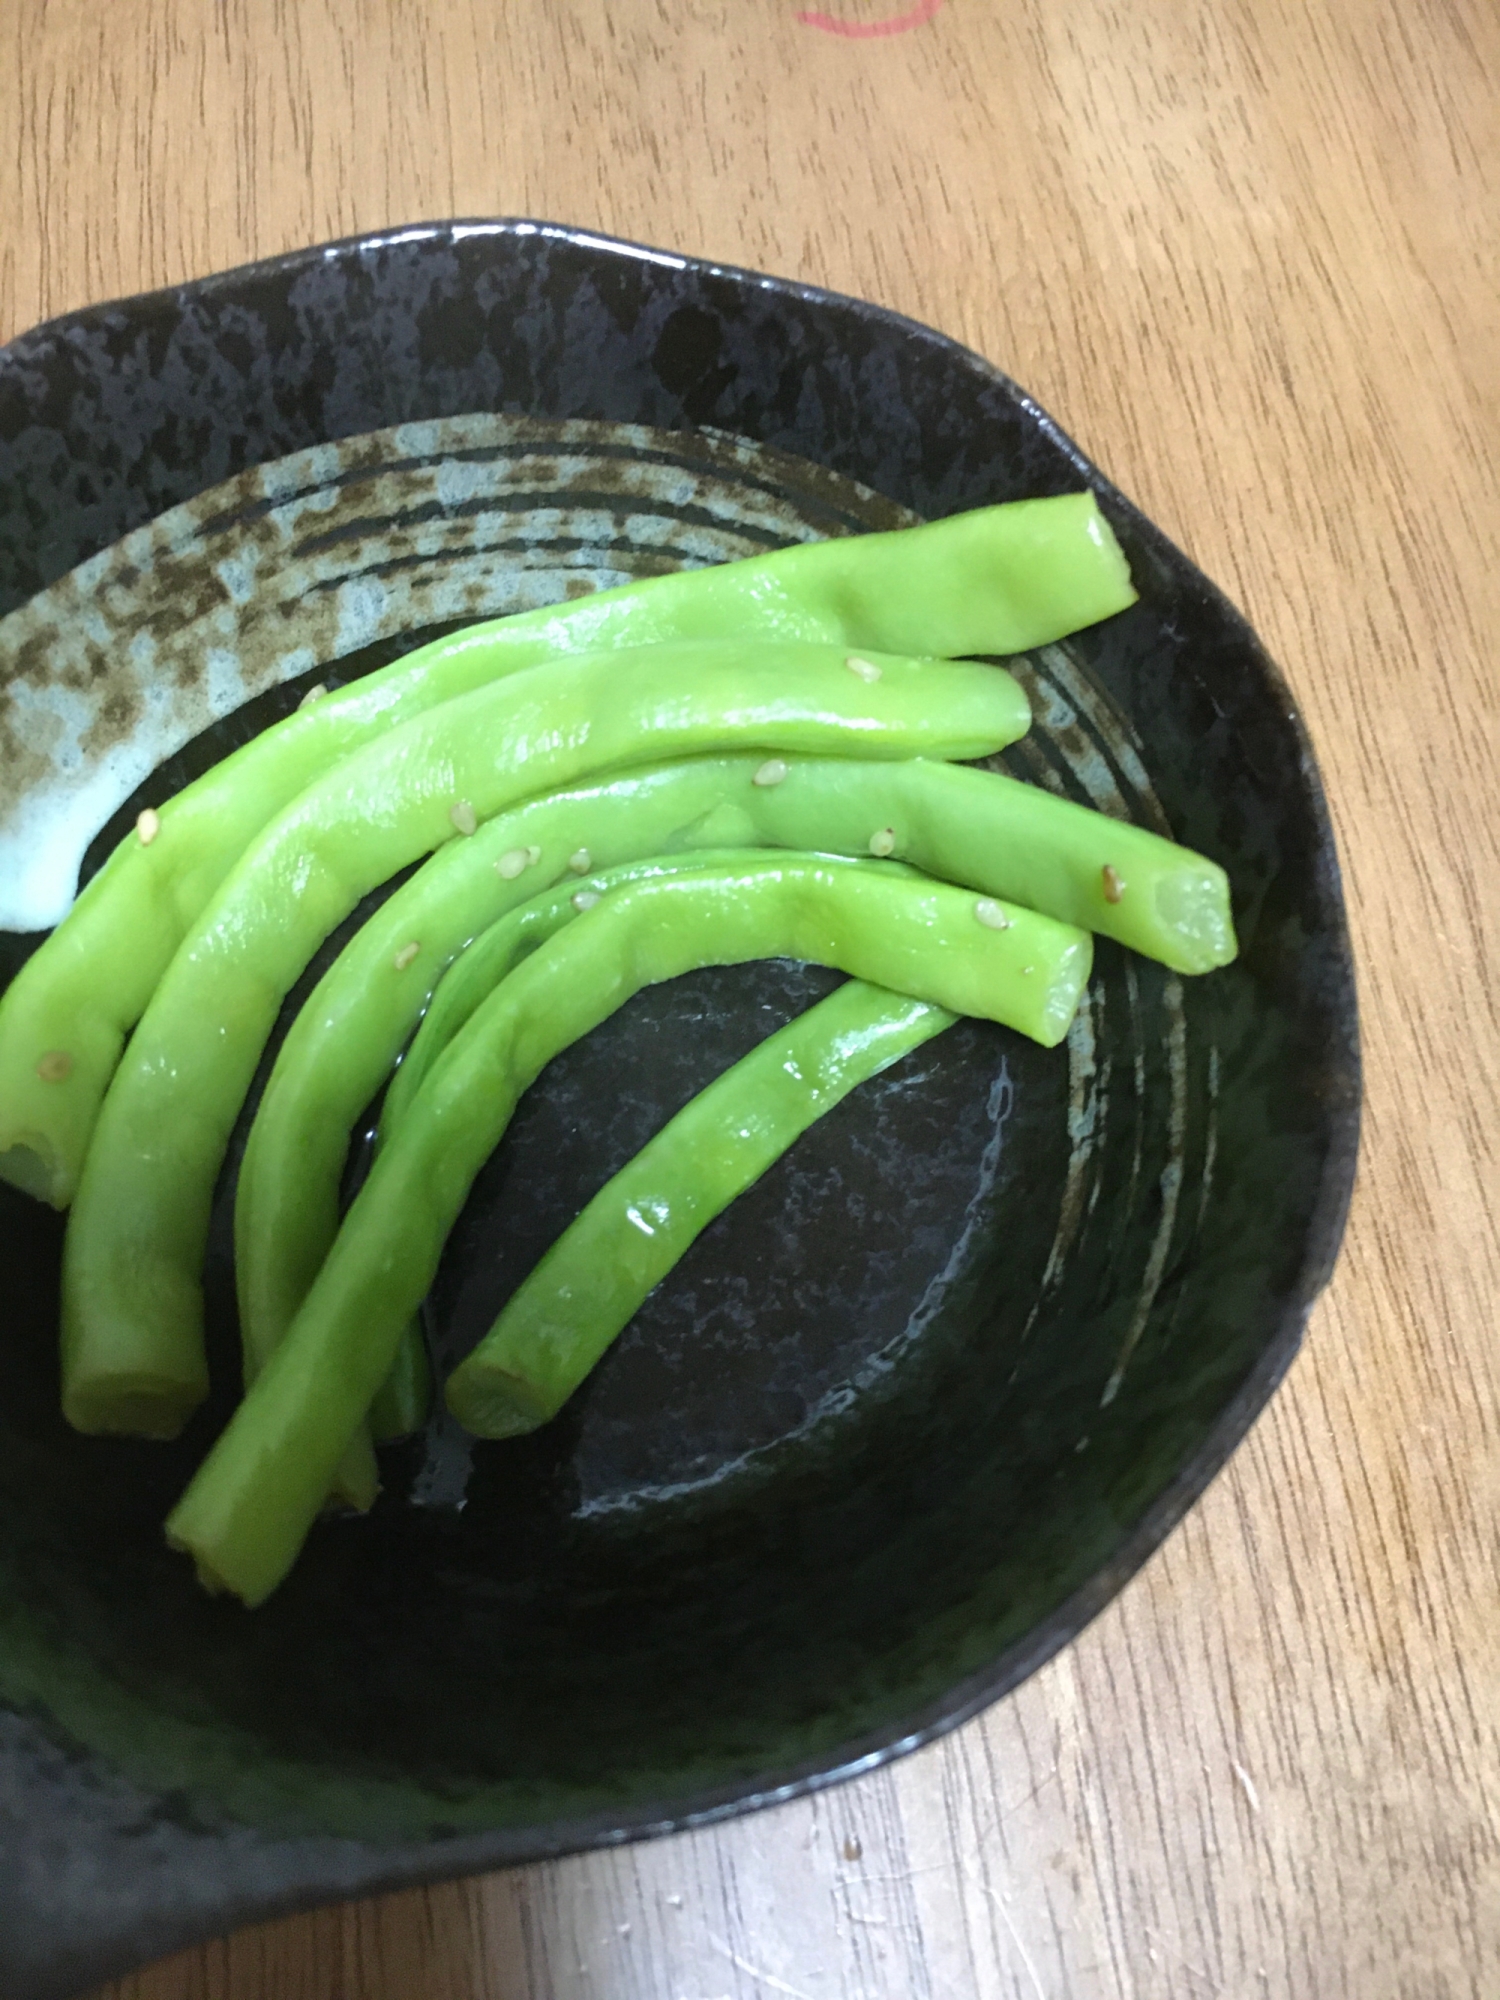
166 853 1092 1604
447 979 955 1439
62 642 1030 1440
366 1324 432 1444
0 494 1134 1210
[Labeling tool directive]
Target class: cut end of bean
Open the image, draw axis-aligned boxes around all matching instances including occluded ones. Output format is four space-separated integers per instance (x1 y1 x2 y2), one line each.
974 897 1012 931
568 847 592 875
752 759 789 788
572 889 601 912
298 682 328 710
393 941 421 972
164 1527 256 1607
180 1552 228 1598
1102 864 1125 904
496 847 533 880
450 800 478 838
446 1363 553 1440
36 1050 73 1083
324 1448 380 1515
868 827 897 859
1152 866 1239 971
64 1374 203 1441
136 808 161 847
0 1139 66 1208
845 654 883 683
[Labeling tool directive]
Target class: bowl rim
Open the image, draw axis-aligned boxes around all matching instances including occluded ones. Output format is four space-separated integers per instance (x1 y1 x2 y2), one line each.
0 216 1362 1993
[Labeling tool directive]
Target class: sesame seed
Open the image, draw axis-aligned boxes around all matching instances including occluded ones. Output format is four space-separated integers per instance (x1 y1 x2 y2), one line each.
1101 864 1124 904
568 847 592 874
845 655 883 683
36 1050 73 1083
753 759 788 788
136 808 160 847
974 897 1012 930
572 889 601 912
525 844 542 867
450 800 478 838
299 683 328 710
868 827 897 858
393 942 421 972
496 847 532 879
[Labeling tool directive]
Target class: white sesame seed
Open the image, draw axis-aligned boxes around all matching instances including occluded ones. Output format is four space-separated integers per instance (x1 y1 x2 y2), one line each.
974 897 1012 930
525 844 542 867
136 808 161 847
568 847 592 874
393 942 421 972
496 847 532 879
572 889 601 912
845 654 883 683
36 1050 73 1083
450 800 478 838
1101 864 1125 904
753 758 788 788
299 682 328 710
868 827 896 858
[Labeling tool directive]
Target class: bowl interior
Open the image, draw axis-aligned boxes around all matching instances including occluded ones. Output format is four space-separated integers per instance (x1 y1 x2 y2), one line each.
0 224 1358 1991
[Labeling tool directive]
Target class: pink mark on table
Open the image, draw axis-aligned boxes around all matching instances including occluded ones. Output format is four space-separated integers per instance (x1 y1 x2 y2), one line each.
797 0 945 38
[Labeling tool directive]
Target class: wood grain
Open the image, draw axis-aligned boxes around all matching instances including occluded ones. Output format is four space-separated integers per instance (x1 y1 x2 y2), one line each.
4 0 1497 1993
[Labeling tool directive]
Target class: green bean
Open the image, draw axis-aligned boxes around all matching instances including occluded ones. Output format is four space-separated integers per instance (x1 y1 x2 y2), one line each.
165 853 1092 1604
366 1325 432 1444
0 494 1134 1210
62 642 1030 1440
447 979 955 1439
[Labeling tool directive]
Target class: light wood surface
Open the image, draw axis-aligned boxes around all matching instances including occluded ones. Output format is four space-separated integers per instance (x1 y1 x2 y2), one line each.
5 1 1498 1994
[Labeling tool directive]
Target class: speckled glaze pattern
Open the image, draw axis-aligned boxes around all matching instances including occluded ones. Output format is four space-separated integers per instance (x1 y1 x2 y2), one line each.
0 413 910 930
0 221 1360 2000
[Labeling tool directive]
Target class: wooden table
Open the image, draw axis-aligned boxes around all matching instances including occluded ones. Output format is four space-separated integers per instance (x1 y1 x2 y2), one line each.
7 2 1497 1994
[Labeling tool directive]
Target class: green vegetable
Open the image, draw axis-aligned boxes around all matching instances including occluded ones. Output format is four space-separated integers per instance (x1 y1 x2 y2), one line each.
0 494 1135 1210
165 852 1092 1604
447 979 955 1439
366 1323 432 1444
61 642 1031 1440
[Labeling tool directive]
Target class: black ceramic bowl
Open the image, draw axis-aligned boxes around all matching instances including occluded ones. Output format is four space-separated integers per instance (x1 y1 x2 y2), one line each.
0 222 1358 2000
